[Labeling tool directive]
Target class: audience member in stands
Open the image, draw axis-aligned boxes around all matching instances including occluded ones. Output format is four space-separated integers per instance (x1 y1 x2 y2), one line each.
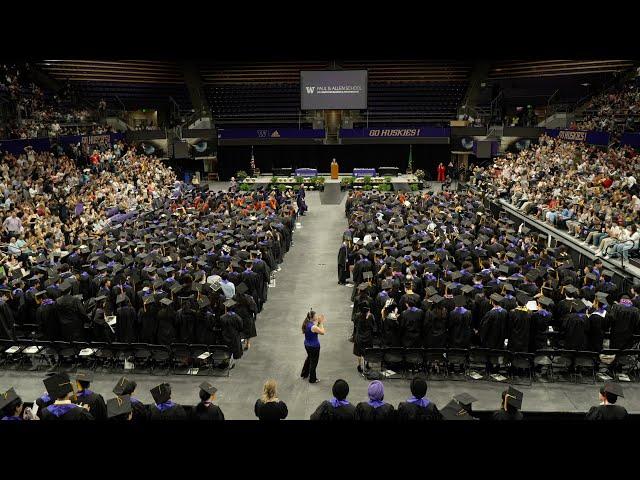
254 379 288 421
586 382 628 420
310 379 356 421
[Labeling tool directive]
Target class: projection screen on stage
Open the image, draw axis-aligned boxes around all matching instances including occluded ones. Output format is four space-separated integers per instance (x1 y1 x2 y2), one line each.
300 70 368 110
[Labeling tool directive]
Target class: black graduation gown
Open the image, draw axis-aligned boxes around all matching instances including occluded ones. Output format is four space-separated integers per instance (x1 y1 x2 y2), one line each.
241 269 261 306
354 313 374 356
0 300 15 340
354 402 396 421
74 390 107 421
447 307 472 348
608 303 640 349
479 307 508 349
338 244 349 283
396 401 443 421
423 310 447 348
310 401 357 421
91 308 115 343
138 306 158 344
587 312 606 352
56 294 88 342
129 398 149 422
508 308 531 352
472 294 492 330
352 259 372 286
175 307 198 344
492 409 523 421
399 307 424 348
116 305 138 343
218 312 243 359
156 307 177 345
193 402 225 421
254 399 288 420
194 310 218 345
234 293 258 339
40 403 94 421
530 310 552 351
36 301 59 340
252 258 270 303
148 403 188 421
585 404 628 420
561 313 589 350
381 314 402 347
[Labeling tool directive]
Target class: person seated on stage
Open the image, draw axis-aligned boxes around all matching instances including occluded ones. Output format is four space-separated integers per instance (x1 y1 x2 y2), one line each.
73 371 107 421
310 379 356 421
492 386 523 421
148 382 187 421
354 380 395 421
397 377 442 421
586 382 628 420
106 395 133 422
40 373 94 421
193 382 225 421
112 376 148 422
254 379 288 421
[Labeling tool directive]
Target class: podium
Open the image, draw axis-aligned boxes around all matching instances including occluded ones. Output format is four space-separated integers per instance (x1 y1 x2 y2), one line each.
331 161 339 180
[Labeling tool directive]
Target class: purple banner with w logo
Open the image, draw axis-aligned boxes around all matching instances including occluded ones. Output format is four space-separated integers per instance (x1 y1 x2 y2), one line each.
218 128 325 139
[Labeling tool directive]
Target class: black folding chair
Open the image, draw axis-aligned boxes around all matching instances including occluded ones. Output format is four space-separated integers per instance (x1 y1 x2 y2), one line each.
362 347 384 377
573 351 599 384
210 345 232 377
149 345 172 375
404 348 425 376
597 348 620 381
549 349 575 382
424 347 448 380
446 348 469 381
93 342 116 372
52 341 79 371
533 348 556 382
509 352 534 386
488 349 512 383
381 347 405 379
111 342 135 372
170 343 191 374
617 349 640 382
468 347 492 381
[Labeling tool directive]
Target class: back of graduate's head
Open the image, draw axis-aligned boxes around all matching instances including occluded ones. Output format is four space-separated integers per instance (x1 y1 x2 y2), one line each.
77 380 91 390
199 388 213 402
2 397 23 418
332 379 349 401
261 379 277 402
599 386 618 404
501 390 519 413
410 377 428 399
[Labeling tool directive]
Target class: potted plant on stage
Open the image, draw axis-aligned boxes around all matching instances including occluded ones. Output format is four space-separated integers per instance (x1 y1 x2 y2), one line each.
315 176 325 191
237 170 249 181
340 176 354 191
414 169 425 189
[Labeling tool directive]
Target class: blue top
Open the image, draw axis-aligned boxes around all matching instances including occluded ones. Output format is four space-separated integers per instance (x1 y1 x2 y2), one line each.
304 322 320 348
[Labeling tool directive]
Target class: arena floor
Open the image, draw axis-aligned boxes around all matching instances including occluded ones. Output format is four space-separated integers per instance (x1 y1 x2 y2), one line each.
2 190 639 419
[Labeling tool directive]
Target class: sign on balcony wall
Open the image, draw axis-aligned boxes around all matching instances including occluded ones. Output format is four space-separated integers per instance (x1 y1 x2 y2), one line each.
544 128 610 146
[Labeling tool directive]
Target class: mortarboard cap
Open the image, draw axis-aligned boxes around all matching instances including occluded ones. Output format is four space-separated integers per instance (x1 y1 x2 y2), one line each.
160 298 173 306
43 372 74 399
75 371 94 383
516 292 531 306
490 293 504 303
453 295 467 307
107 395 133 419
453 392 477 406
224 299 237 309
603 381 624 398
441 399 474 421
150 383 171 404
113 376 136 396
461 285 474 295
363 271 373 280
0 388 20 410
428 294 444 304
563 285 579 296
116 293 128 305
197 296 211 308
236 283 248 295
504 385 523 409
199 382 218 396
538 296 554 308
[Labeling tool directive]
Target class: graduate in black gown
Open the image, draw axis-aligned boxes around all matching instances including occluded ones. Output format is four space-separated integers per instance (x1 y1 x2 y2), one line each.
39 373 94 421
234 282 257 350
218 298 244 360
115 293 138 343
0 289 16 340
73 372 107 421
0 388 36 421
156 297 177 345
399 297 424 348
148 382 187 421
353 307 374 373
310 379 356 421
586 382 628 421
112 376 148 422
448 295 472 348
492 386 523 421
607 296 640 349
479 294 508 349
337 240 349 285
138 294 158 343
193 381 225 421
55 281 89 342
254 379 288 421
397 377 442 421
354 380 395 421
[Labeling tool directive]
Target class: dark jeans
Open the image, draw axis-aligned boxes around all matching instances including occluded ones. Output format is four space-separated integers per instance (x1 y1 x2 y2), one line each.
301 345 320 382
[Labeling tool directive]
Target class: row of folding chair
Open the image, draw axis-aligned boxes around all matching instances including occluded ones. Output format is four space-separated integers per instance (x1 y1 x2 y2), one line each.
0 339 233 377
362 347 640 386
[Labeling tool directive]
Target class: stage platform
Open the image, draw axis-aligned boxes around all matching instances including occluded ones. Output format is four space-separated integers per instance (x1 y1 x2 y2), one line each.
498 199 640 286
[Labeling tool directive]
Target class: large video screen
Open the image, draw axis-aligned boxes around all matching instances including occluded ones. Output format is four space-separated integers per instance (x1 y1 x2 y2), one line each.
300 70 368 110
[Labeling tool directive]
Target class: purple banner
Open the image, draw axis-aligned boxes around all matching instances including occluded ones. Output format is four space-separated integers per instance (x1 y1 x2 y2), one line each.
544 129 610 146
621 132 640 149
340 126 450 138
0 133 124 156
218 128 325 140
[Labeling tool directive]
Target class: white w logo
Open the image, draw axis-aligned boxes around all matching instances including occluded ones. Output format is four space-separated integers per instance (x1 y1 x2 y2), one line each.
305 86 315 94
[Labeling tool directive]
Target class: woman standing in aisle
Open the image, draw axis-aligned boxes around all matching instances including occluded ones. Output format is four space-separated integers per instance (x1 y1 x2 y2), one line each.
300 310 325 384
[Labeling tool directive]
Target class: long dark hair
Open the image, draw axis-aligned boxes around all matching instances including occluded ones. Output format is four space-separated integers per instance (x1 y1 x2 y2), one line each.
301 309 316 334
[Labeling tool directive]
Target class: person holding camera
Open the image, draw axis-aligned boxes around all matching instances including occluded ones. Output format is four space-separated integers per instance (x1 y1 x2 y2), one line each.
300 310 325 384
